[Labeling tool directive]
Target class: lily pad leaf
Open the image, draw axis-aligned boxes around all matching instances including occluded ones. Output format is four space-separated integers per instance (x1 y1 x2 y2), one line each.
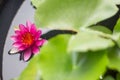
38 35 108 80
38 35 72 80
113 18 120 34
31 0 44 8
117 73 120 80
67 50 108 80
113 0 120 4
68 28 114 52
112 18 120 48
108 47 120 72
90 25 112 34
34 0 118 29
103 75 115 80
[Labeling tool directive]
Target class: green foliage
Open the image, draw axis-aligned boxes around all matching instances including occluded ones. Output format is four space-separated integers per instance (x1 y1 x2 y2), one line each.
103 76 115 80
117 73 120 80
90 25 112 34
31 0 42 8
68 28 114 52
113 18 120 33
16 0 120 80
17 35 108 80
113 0 120 4
108 47 120 72
38 35 72 80
112 19 120 48
34 0 118 29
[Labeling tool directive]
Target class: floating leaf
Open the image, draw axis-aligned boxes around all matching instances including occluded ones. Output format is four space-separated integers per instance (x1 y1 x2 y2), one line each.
90 25 112 34
38 35 72 80
113 0 120 4
31 0 45 8
34 0 118 29
108 47 120 72
68 28 114 52
103 76 115 80
112 18 120 48
38 35 108 80
117 73 120 80
113 18 120 34
67 51 108 80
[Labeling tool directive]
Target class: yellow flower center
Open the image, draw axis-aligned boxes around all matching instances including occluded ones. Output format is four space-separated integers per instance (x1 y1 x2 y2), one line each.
22 32 34 46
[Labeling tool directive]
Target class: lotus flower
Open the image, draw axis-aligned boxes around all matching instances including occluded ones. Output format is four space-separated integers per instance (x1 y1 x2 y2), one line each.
9 21 46 61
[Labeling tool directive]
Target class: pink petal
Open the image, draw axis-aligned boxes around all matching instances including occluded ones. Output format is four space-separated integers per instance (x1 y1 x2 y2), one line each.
15 30 21 35
30 24 37 34
11 35 17 41
26 21 32 28
13 42 22 47
35 39 46 46
32 46 39 54
34 30 42 39
18 45 27 51
11 35 22 42
23 48 32 61
19 24 28 32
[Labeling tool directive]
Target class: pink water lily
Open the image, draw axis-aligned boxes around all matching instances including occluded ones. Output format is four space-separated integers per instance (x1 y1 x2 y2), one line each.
9 21 46 61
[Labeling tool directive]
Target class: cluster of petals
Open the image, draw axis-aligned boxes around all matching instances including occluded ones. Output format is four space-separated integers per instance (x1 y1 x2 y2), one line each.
9 21 46 61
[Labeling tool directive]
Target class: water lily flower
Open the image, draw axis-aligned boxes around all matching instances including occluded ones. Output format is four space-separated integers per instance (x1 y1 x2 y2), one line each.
9 21 46 61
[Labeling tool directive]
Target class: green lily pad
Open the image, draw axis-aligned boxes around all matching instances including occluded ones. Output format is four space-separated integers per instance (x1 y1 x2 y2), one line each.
68 28 114 52
37 35 108 80
90 25 112 34
31 0 44 8
112 18 120 48
117 73 120 80
103 76 115 80
113 0 120 4
16 35 108 80
113 18 120 34
108 47 120 72
34 0 118 29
